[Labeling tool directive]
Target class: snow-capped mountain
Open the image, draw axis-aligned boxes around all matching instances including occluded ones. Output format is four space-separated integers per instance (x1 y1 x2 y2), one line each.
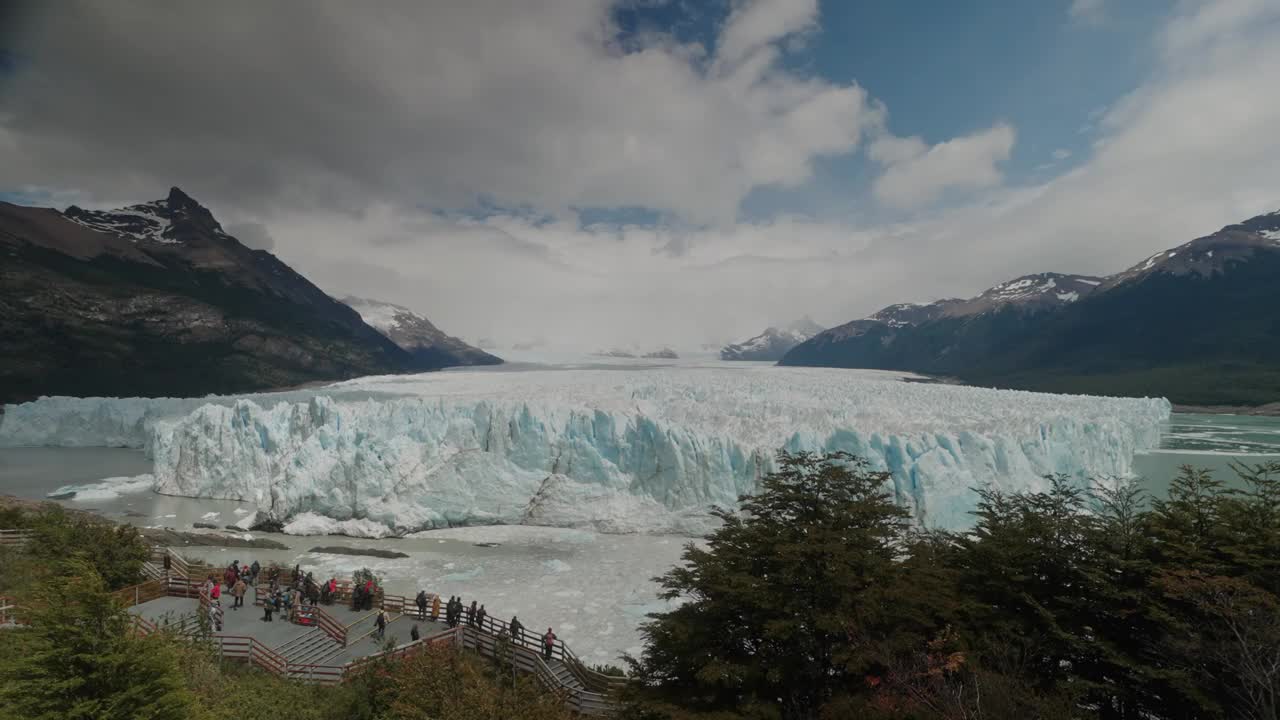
341 296 501 368
0 187 417 403
783 207 1280 405
721 317 824 361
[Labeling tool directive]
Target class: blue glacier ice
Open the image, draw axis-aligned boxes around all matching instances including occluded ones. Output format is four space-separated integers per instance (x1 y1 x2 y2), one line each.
0 366 1171 533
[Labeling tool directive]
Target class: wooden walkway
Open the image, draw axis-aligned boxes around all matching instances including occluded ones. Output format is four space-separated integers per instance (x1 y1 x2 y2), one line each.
127 547 625 715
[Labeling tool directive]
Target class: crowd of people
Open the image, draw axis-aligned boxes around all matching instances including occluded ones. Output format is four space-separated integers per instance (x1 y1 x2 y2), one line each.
196 559 564 661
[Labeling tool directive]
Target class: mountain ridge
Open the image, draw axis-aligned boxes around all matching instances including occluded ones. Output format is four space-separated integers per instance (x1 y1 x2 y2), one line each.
780 209 1280 405
721 317 824 361
0 188 462 403
340 296 501 368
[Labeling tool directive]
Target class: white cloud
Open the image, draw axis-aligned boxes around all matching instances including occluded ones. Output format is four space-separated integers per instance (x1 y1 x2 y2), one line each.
5 0 1280 352
869 124 1016 209
0 0 875 226
1069 0 1105 23
716 0 819 68
1051 148 1072 161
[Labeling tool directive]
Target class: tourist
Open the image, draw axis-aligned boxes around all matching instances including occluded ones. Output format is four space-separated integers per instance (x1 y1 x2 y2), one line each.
262 594 275 622
430 593 441 622
232 577 246 609
210 579 221 601
468 600 478 627
416 590 427 620
475 604 487 631
363 578 375 611
509 615 523 644
374 609 388 641
250 560 261 584
410 624 420 642
542 628 556 661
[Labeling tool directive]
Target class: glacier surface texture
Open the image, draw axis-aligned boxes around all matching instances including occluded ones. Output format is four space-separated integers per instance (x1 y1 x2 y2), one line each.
0 366 1171 532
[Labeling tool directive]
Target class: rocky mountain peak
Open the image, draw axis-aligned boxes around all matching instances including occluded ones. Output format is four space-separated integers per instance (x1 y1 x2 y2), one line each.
62 187 225 244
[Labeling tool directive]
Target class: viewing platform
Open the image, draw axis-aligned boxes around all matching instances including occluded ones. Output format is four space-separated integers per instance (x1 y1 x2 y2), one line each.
117 548 625 715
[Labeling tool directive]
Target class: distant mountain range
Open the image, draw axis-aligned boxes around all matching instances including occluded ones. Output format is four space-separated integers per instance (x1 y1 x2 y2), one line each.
341 296 500 368
721 317 824 361
0 187 497 403
782 209 1280 406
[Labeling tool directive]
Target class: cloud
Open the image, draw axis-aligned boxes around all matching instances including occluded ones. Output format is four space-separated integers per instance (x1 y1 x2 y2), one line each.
869 124 1016 209
1069 0 1105 24
224 222 275 251
1051 148 1072 161
716 0 818 68
3 0 1280 353
0 0 876 226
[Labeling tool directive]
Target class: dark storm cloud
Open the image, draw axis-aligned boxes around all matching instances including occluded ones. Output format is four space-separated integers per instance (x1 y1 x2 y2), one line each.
224 222 275 251
0 0 873 223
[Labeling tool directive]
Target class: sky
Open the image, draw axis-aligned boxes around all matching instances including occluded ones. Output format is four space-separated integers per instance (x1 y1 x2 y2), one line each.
2 0 1280 351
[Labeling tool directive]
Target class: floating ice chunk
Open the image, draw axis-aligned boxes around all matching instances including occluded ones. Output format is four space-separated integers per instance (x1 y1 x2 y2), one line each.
233 507 249 516
200 511 221 521
541 559 573 574
282 512 394 539
49 474 154 501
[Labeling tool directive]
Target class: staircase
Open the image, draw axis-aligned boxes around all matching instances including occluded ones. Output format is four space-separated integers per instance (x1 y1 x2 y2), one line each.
546 658 587 692
276 628 345 675
141 560 165 581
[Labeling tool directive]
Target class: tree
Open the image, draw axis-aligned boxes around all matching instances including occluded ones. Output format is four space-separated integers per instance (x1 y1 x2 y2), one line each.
24 507 149 590
385 642 573 720
0 559 192 720
634 451 911 719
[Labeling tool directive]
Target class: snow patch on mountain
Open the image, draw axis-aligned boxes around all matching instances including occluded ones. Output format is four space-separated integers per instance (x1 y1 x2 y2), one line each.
721 318 824 361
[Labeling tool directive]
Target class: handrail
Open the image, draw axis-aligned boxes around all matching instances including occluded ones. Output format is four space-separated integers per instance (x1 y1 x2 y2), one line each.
0 595 20 626
455 625 615 715
341 625 460 677
0 529 34 546
296 604 347 646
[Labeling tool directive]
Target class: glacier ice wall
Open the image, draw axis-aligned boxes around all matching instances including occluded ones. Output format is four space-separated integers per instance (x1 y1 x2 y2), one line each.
1 367 1172 532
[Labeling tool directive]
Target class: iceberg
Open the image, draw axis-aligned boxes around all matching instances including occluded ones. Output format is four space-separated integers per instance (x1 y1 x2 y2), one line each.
48 474 156 502
3 366 1171 532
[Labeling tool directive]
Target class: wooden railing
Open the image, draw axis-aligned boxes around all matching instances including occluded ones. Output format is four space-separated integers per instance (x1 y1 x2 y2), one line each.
460 607 627 694
0 595 18 625
457 625 617 716
0 529 33 547
296 604 347 646
210 635 290 676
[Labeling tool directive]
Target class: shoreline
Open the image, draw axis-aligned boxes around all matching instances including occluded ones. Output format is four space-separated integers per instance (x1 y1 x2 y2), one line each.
1172 402 1280 417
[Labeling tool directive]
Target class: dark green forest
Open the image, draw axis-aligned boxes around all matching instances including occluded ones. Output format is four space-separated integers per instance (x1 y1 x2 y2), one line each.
625 452 1280 720
3 453 1279 720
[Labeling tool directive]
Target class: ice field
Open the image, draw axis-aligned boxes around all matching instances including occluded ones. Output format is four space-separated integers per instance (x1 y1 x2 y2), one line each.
0 364 1170 532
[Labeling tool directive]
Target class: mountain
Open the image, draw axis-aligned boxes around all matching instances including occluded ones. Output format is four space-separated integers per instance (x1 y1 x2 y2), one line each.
0 187 417 404
781 210 1280 406
721 317 824 361
341 296 501 367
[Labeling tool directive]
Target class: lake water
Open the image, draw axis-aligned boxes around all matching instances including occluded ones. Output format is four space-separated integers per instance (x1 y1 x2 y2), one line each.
2 410 1278 661
1133 413 1280 494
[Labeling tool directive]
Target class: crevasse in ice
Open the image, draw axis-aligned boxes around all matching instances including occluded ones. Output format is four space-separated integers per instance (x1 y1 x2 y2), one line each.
0 366 1171 532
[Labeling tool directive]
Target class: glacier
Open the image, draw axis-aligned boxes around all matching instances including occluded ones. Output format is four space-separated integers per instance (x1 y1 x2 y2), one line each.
0 365 1171 533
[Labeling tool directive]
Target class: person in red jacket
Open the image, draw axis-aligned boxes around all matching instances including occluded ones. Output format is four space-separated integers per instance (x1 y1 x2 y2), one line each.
542 628 557 661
